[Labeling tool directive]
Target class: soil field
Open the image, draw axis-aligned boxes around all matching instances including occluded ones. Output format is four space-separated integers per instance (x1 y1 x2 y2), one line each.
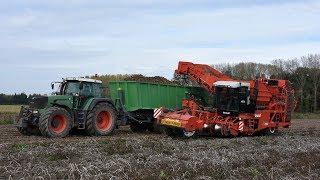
0 119 319 180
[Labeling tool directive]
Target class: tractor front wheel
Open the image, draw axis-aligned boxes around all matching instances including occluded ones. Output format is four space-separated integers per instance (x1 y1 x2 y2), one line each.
17 125 40 136
86 103 116 136
39 107 72 138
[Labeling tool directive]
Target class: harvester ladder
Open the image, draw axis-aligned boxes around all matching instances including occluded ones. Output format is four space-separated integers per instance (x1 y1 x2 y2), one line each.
248 119 256 132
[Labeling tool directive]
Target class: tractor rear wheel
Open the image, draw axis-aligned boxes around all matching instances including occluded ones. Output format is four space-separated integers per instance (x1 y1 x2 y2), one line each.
86 103 116 136
39 107 72 138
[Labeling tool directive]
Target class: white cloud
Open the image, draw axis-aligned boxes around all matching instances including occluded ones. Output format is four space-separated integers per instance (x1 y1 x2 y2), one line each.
0 0 320 94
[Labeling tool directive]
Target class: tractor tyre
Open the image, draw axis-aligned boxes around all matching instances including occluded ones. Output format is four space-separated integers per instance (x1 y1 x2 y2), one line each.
17 125 40 136
86 103 116 136
130 123 148 133
39 107 72 138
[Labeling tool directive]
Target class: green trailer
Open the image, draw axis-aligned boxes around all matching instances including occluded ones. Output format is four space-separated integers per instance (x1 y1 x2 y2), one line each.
109 81 189 111
108 81 214 132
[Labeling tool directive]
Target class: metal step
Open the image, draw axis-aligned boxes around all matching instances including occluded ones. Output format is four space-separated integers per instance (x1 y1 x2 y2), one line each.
77 111 86 129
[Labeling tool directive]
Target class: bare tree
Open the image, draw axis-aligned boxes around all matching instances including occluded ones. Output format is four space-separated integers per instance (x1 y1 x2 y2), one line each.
302 54 320 112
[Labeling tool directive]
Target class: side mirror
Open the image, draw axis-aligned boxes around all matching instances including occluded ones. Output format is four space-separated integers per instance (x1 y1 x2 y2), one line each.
51 83 54 90
79 82 83 90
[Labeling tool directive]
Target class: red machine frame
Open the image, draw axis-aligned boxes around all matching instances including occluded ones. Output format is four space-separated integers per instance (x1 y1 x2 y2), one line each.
158 61 296 137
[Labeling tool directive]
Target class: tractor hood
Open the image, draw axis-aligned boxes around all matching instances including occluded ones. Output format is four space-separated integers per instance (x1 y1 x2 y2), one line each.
29 95 74 110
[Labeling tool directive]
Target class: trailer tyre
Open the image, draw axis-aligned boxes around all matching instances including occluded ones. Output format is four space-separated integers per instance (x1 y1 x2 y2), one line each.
39 107 72 138
86 103 116 136
130 123 148 133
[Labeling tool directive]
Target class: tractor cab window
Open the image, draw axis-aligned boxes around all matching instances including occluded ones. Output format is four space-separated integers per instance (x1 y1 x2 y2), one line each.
92 83 103 97
64 81 80 95
81 83 92 96
80 83 103 97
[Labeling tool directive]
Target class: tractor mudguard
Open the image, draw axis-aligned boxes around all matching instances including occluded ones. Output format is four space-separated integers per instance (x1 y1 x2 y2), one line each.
84 98 116 112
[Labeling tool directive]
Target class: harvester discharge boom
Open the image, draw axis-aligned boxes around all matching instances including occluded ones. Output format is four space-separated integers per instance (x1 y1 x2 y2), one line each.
158 61 295 138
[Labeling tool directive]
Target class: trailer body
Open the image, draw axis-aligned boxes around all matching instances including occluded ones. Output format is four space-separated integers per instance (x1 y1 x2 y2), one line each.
109 81 189 111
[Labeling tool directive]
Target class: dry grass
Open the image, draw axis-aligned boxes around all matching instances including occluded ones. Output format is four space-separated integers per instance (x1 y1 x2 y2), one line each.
0 119 319 179
0 105 21 113
0 105 20 124
292 112 320 119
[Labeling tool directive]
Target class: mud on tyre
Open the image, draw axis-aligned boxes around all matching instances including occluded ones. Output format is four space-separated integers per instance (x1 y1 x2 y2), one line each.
86 103 116 136
39 107 72 138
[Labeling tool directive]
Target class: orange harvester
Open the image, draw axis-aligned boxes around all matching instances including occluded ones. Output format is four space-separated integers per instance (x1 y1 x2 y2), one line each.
157 61 296 137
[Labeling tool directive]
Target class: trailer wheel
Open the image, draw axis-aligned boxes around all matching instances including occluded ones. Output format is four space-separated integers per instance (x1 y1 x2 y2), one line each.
130 123 148 133
17 125 40 136
86 103 116 136
165 127 180 137
39 107 72 138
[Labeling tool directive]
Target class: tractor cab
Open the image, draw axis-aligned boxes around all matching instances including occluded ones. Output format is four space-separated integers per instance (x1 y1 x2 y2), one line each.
52 77 103 98
214 81 251 116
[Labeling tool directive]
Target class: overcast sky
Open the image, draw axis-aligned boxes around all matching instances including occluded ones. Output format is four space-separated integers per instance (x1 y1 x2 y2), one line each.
1 0 320 94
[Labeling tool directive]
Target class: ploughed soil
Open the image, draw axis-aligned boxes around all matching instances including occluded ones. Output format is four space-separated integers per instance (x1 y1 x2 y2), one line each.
0 119 319 180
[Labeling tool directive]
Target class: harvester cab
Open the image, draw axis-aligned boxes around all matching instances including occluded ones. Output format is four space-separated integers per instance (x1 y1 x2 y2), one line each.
16 77 117 138
214 81 252 116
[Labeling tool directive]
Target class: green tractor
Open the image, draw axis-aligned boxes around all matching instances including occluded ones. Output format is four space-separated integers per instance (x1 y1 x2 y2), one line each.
15 77 117 138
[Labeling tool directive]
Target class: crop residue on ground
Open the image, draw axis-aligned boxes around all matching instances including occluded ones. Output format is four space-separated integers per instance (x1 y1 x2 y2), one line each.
0 119 319 179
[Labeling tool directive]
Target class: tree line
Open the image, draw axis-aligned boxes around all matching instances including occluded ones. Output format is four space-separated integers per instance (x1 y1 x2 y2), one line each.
214 54 320 113
0 93 41 105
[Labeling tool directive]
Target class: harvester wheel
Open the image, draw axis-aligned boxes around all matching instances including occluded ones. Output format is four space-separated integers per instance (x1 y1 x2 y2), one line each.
182 130 196 138
86 103 116 136
130 123 148 133
165 128 196 138
261 127 278 136
39 107 72 138
17 125 40 136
